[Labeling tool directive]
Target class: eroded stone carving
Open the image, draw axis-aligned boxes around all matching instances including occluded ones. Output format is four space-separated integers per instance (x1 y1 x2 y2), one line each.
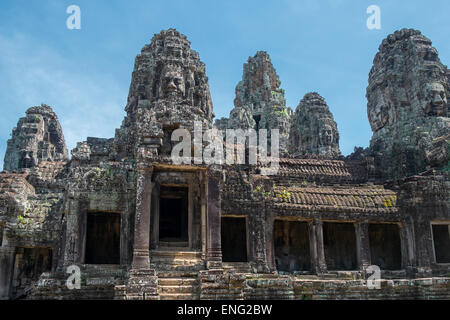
228 105 256 130
224 51 291 153
114 28 214 158
367 29 450 178
3 104 68 172
158 63 186 99
0 28 449 301
289 92 341 158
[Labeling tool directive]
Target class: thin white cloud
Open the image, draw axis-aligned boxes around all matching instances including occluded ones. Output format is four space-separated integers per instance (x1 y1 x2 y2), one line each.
0 32 127 168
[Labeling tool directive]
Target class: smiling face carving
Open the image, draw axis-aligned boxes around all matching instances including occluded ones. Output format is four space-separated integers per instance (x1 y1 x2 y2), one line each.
368 89 390 132
319 124 334 146
423 82 447 116
160 64 185 99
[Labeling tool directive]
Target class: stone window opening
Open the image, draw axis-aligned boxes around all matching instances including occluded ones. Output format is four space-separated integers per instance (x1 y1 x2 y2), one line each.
368 223 402 270
431 222 450 264
221 216 248 262
85 212 121 264
273 220 311 272
323 222 357 271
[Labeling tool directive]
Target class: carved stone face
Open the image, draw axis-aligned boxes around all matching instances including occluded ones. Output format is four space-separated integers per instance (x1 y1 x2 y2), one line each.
160 64 185 98
372 103 389 132
319 125 333 146
368 88 390 132
229 106 255 129
423 82 447 116
19 150 35 169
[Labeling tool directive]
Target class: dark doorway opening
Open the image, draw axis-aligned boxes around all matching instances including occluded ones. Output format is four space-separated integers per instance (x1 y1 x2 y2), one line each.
221 217 247 262
273 220 311 272
159 186 188 243
12 247 52 296
85 212 120 264
432 224 450 263
323 222 357 270
369 224 402 270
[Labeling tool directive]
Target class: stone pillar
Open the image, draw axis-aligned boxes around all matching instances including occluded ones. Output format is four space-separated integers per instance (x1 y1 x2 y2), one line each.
413 218 433 276
265 213 276 272
200 172 207 260
62 198 87 266
0 247 15 299
119 164 158 300
355 221 371 271
255 205 270 273
206 166 222 271
131 167 154 270
150 182 160 250
309 220 327 274
120 191 134 265
399 220 415 272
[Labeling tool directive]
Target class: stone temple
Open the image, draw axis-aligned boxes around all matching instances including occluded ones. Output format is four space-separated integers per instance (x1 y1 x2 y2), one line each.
0 28 449 300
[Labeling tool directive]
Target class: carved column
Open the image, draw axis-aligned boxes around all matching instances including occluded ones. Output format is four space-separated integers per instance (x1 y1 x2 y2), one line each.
62 198 83 266
206 166 223 271
399 220 415 272
150 182 160 250
131 166 154 270
355 221 371 271
116 143 161 300
119 164 158 300
200 172 207 260
309 219 327 274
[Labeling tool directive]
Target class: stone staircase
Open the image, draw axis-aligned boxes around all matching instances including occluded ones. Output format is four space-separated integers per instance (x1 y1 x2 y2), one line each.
157 271 200 300
150 248 204 271
30 264 127 300
150 248 203 300
223 262 252 274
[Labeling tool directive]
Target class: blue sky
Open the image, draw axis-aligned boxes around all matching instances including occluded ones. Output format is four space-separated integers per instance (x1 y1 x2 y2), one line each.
1 0 449 169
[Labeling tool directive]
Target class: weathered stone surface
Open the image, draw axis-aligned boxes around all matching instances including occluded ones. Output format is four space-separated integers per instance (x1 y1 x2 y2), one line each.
367 29 450 179
4 104 68 172
0 28 449 301
114 29 214 159
289 92 341 158
228 104 256 130
228 51 291 153
214 117 229 132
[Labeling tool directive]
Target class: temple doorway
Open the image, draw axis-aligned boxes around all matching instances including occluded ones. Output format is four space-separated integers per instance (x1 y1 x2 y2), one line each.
369 223 402 270
273 220 311 272
85 212 121 264
323 222 357 270
221 217 248 262
159 186 189 246
431 223 450 264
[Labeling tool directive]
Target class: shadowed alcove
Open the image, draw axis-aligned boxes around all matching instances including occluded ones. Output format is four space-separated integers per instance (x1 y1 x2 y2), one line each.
221 217 248 262
432 224 450 264
273 220 311 272
369 223 402 270
323 222 357 270
85 212 121 264
159 186 189 244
